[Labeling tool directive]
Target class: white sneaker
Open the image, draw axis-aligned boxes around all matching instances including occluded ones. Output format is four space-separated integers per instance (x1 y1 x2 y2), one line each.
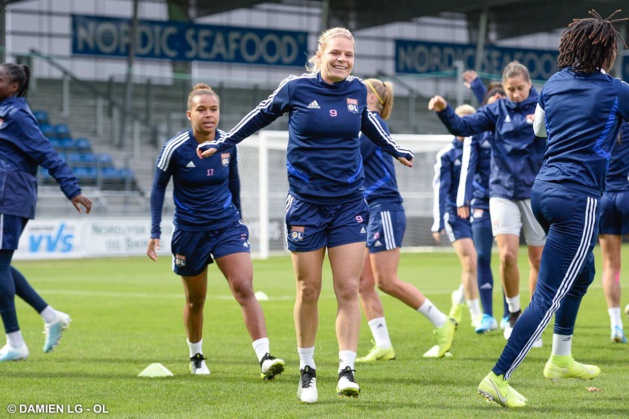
260 352 285 380
0 342 29 362
337 366 360 397
43 311 71 353
297 366 317 403
189 353 210 375
532 338 543 348
503 310 522 340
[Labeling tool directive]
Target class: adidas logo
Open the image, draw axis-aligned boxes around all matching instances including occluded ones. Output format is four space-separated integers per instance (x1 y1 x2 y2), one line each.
454 159 461 166
376 323 384 329
307 100 320 109
504 114 511 123
186 161 196 168
374 240 382 247
360 227 366 234
480 283 493 290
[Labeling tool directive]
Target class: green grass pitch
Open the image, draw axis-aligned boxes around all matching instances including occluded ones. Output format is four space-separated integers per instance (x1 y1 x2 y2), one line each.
0 247 627 418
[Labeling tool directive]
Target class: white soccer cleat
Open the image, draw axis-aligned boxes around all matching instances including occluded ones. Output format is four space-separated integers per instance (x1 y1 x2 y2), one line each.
337 366 360 398
43 311 71 353
503 310 521 340
297 366 317 403
0 342 29 362
260 353 285 380
189 353 210 375
610 326 627 344
532 337 543 348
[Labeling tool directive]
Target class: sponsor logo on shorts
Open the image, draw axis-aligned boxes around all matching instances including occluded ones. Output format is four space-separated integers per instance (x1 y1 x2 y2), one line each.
373 232 380 240
290 226 304 241
175 254 186 267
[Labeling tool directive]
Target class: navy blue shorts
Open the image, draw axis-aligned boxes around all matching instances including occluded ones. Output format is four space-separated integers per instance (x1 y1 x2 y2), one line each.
445 211 473 242
285 195 368 252
471 207 492 230
0 214 28 250
171 220 250 276
599 190 629 235
366 208 405 253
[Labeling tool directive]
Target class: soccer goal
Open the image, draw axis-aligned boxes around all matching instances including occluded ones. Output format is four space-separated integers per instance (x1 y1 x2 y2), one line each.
236 130 452 259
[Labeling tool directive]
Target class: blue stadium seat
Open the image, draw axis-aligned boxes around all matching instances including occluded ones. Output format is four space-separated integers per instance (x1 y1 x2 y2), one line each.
74 138 92 151
33 110 49 126
56 137 74 150
97 153 114 167
40 123 54 139
53 124 71 139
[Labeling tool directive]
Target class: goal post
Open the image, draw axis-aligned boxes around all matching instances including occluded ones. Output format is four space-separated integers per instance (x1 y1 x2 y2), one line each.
236 130 453 259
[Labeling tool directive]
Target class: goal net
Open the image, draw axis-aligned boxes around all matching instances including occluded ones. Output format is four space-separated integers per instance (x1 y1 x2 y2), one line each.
237 130 453 258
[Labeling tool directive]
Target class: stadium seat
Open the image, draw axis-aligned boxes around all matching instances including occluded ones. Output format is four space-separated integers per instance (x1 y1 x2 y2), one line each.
40 123 55 139
53 124 71 139
56 137 74 150
74 138 92 151
33 110 49 126
97 153 114 167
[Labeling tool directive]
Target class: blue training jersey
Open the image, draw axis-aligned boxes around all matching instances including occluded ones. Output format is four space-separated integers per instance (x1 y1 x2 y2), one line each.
436 88 545 200
536 68 629 193
0 97 81 219
150 129 241 239
198 73 413 205
432 137 469 232
604 121 629 192
359 111 403 210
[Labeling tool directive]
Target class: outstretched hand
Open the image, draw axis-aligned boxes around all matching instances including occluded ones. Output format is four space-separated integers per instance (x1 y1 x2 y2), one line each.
398 157 413 167
428 96 447 112
462 70 478 88
71 194 92 214
196 146 217 159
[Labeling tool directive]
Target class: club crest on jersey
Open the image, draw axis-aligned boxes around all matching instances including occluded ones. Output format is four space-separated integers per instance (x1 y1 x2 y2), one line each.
347 98 359 114
221 153 230 166
290 226 305 241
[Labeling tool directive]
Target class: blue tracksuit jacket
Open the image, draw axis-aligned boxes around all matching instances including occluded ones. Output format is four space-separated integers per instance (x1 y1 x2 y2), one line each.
436 88 545 201
0 97 81 219
432 137 470 232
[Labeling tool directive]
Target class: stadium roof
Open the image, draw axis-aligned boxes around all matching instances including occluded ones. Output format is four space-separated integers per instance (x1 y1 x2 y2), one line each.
194 0 628 40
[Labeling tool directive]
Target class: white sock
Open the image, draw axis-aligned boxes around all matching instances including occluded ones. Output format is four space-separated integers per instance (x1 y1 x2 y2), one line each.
187 338 203 357
40 306 57 324
367 317 392 349
417 298 447 328
298 346 315 370
252 337 270 362
609 307 622 329
339 350 356 373
551 334 572 356
506 295 521 313
453 284 465 304
467 298 482 320
6 331 24 349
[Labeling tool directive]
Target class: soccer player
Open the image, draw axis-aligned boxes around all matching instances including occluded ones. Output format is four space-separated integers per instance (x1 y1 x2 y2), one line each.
429 62 547 342
356 78 457 363
460 72 511 333
197 28 413 403
0 62 92 361
432 104 482 330
147 84 285 379
599 121 629 343
477 10 629 407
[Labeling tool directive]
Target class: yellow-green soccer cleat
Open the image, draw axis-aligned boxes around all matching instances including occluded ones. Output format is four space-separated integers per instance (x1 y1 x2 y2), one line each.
543 354 601 382
477 371 527 408
356 342 396 363
260 353 285 380
423 318 457 358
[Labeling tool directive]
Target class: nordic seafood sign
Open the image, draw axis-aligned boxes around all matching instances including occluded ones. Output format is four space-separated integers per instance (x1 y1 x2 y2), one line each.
71 14 308 67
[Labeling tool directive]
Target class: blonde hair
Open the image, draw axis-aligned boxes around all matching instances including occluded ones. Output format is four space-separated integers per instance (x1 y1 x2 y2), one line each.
502 61 530 83
364 78 394 120
455 104 476 117
187 83 220 109
306 27 354 73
